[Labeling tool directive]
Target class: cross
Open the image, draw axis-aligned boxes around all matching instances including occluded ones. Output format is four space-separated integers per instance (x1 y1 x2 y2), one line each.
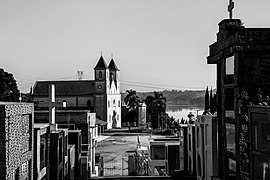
228 0 234 19
38 84 63 124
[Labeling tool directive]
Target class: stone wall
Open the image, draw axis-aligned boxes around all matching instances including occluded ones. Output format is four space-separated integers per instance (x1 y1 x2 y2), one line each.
0 102 34 180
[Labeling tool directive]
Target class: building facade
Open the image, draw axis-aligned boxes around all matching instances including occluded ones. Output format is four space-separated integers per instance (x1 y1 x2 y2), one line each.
32 56 121 129
208 19 270 180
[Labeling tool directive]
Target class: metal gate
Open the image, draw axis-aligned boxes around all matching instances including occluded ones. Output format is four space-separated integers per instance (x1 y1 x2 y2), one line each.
103 157 128 176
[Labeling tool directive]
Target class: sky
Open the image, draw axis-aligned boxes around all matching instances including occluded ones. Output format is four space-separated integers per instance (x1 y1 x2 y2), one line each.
1 0 270 93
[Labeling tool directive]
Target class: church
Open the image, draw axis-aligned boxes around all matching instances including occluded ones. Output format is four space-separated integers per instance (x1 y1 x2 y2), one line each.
32 56 121 129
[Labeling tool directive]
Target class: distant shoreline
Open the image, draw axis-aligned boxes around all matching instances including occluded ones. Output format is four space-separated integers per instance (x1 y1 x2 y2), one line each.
166 104 203 108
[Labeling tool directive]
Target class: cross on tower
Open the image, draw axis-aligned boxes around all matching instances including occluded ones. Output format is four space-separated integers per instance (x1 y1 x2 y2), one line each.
228 0 234 19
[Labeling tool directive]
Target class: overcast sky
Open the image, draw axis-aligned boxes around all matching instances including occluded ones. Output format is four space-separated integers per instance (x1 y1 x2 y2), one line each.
1 0 270 93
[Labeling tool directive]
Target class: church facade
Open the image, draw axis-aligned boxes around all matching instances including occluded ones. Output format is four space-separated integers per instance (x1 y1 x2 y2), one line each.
32 56 121 129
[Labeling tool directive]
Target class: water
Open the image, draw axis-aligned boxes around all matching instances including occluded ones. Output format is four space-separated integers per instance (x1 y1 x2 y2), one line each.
166 105 204 121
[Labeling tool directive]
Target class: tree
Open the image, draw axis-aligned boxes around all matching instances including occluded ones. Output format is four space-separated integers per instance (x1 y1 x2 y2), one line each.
204 86 210 114
0 68 20 102
124 89 141 128
144 91 166 129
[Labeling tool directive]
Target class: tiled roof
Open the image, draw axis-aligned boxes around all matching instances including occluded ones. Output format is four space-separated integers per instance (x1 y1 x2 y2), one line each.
108 59 120 71
33 80 95 96
94 56 108 69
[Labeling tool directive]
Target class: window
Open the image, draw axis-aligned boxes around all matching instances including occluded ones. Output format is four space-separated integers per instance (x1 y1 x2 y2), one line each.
113 99 115 105
98 71 102 79
226 56 234 75
118 100 120 107
62 100 67 107
225 56 234 84
108 101 110 107
109 115 111 123
117 114 119 121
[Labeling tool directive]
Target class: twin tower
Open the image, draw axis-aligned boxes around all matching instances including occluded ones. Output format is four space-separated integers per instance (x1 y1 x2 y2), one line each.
94 56 121 129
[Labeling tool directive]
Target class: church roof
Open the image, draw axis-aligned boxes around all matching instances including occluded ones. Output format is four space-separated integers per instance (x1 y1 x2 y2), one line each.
94 56 108 70
108 59 120 71
33 80 95 96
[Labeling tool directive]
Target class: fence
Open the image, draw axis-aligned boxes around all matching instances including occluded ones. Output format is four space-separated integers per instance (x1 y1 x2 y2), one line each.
103 157 129 176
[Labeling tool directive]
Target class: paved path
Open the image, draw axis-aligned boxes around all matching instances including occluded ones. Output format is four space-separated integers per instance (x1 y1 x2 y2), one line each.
96 131 163 176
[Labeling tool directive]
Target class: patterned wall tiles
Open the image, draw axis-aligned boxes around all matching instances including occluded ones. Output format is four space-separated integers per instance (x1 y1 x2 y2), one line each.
0 103 34 180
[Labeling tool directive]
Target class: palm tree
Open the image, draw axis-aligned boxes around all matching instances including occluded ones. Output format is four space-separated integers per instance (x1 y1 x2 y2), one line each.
144 91 166 129
124 89 141 128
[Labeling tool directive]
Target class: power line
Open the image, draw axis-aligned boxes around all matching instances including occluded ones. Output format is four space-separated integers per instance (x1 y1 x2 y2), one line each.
121 80 207 90
13 71 210 91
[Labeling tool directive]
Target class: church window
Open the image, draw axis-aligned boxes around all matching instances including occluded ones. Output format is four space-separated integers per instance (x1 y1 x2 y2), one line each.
108 101 110 107
113 99 115 105
99 71 102 79
63 100 67 107
118 100 120 107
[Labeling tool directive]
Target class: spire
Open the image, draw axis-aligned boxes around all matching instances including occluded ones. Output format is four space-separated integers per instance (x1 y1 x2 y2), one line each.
94 55 108 70
108 59 120 71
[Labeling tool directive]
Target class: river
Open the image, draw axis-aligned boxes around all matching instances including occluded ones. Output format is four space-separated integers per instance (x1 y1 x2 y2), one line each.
166 105 204 121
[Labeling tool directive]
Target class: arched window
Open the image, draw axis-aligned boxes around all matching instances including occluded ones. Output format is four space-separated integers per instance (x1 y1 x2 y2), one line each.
62 100 67 107
118 100 120 107
99 71 102 79
108 101 110 108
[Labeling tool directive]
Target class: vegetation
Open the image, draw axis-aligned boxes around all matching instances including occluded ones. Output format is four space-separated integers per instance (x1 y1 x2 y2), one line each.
144 91 166 129
122 89 209 107
122 89 215 132
0 68 20 102
124 89 141 128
